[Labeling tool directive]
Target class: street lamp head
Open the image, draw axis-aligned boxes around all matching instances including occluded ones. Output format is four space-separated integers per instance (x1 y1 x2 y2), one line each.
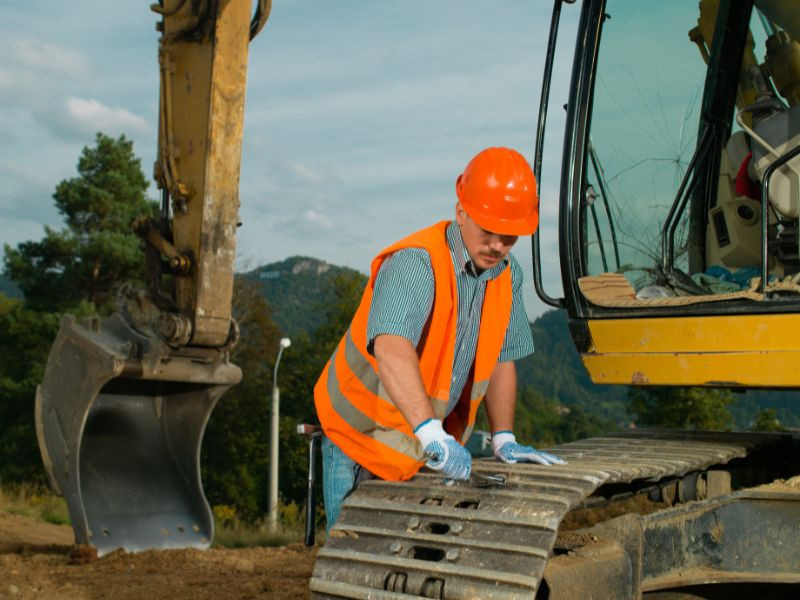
280 337 291 349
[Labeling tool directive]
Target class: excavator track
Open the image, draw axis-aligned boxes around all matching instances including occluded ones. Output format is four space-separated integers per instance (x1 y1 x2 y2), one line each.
310 430 796 599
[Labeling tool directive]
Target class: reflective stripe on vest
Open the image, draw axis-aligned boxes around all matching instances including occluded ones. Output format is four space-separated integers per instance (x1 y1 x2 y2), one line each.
341 328 450 416
314 221 512 481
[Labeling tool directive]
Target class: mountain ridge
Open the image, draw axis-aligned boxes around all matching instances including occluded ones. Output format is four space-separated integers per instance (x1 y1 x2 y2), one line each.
238 255 366 338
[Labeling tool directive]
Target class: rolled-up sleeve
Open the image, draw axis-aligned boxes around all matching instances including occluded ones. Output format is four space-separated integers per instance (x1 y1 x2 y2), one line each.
366 248 434 355
498 255 535 362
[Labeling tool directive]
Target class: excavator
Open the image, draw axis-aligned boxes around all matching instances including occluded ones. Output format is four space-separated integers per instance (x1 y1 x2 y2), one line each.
34 0 800 598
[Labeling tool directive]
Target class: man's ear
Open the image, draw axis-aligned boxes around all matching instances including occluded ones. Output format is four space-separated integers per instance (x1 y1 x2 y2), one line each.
455 202 466 226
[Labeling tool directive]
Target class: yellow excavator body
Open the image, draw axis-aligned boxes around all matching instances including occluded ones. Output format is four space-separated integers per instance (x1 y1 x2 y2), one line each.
583 313 800 387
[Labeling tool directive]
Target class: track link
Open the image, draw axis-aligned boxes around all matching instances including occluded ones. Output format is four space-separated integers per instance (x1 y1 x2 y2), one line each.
310 430 792 599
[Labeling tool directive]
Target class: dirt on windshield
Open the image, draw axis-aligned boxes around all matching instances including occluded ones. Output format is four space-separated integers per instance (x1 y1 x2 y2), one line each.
0 511 316 599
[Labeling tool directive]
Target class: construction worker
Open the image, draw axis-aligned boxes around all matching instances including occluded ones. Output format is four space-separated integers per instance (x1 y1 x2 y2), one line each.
314 146 566 530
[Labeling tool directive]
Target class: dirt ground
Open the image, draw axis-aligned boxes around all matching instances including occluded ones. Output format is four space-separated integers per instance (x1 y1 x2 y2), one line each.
0 511 317 600
7 478 792 599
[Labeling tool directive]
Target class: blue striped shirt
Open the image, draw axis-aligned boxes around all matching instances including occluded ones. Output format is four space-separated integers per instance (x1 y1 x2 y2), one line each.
367 221 534 416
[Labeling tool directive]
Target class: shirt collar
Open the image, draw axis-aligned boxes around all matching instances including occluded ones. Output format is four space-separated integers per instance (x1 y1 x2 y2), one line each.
445 221 508 280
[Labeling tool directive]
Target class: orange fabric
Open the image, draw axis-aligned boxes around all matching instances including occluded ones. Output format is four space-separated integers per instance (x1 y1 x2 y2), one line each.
314 221 513 480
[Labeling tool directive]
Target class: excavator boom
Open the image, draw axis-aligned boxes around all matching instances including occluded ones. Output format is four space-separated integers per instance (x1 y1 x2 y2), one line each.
152 0 250 348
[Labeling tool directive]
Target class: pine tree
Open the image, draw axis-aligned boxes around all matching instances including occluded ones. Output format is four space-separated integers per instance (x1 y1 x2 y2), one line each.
3 133 156 313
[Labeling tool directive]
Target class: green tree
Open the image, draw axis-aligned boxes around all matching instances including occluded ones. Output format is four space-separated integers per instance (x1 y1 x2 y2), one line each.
202 278 282 520
553 405 613 443
750 407 786 432
272 271 366 509
280 270 367 423
0 133 154 485
628 386 734 430
4 133 155 314
476 385 614 450
201 272 361 521
307 270 367 364
0 297 94 482
511 387 563 447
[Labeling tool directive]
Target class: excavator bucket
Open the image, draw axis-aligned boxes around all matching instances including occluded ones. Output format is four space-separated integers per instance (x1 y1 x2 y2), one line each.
35 311 241 556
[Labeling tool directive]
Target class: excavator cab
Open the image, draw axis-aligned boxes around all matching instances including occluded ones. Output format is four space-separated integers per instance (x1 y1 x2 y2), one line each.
35 0 270 556
533 0 800 388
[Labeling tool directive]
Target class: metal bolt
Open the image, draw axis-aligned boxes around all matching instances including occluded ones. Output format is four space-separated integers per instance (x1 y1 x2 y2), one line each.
156 314 177 339
407 516 420 530
450 523 463 535
389 542 403 554
445 549 459 561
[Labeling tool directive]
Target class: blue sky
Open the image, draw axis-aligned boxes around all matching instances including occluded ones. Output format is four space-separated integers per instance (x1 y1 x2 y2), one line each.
0 1 581 319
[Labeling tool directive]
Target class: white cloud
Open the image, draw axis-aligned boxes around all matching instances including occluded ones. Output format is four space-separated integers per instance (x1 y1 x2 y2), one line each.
33 97 150 142
0 39 90 108
66 97 149 134
272 208 336 236
302 209 334 229
288 161 329 186
7 39 89 78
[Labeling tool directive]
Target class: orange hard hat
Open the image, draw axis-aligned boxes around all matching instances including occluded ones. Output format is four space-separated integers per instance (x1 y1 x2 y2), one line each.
455 147 539 236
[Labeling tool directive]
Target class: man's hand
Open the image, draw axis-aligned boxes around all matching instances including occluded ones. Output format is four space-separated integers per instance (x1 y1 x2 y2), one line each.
492 431 566 465
414 419 471 480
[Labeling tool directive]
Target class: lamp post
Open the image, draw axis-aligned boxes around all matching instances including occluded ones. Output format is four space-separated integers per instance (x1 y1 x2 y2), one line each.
268 337 291 531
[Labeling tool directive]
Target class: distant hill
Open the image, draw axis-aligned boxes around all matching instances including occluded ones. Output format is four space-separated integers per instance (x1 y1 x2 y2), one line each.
239 256 366 338
0 274 22 299
516 310 630 424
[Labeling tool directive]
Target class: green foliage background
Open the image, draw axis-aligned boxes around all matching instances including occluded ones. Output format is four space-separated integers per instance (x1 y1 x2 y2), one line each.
4 133 155 314
1 133 798 527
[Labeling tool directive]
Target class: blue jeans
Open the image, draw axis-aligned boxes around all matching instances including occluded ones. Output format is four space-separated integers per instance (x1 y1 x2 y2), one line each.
321 437 374 533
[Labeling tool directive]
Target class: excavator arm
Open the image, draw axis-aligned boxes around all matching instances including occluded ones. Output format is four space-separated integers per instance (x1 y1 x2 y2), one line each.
34 0 269 556
148 0 260 348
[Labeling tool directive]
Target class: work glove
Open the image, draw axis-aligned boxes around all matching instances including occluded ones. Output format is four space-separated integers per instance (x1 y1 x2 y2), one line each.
414 418 471 480
492 431 567 466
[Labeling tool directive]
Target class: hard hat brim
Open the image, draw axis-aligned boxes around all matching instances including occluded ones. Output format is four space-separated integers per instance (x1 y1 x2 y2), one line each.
468 210 539 237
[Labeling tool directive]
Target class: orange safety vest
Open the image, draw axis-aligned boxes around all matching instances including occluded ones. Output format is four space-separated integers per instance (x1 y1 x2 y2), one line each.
313 221 513 481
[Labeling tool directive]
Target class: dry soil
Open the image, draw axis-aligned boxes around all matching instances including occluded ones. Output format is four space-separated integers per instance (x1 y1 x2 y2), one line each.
0 511 316 599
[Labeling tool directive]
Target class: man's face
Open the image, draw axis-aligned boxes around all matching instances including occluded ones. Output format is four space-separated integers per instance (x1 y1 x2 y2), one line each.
455 202 518 271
